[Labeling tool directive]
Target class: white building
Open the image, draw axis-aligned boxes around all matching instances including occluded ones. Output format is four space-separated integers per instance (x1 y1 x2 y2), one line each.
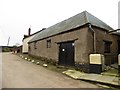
22 35 35 53
22 28 45 53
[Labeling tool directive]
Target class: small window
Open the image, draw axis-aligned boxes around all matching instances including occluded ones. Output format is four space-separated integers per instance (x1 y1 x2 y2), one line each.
104 40 112 53
34 42 37 49
29 46 31 51
47 39 51 48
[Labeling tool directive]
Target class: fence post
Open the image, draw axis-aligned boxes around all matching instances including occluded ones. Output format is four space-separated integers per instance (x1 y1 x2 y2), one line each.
89 54 104 74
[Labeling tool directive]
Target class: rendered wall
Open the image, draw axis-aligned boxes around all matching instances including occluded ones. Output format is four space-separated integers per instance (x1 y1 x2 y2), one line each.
22 35 35 53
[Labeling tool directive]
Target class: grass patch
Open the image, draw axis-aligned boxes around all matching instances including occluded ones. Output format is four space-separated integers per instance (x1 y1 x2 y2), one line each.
17 53 74 73
102 68 119 77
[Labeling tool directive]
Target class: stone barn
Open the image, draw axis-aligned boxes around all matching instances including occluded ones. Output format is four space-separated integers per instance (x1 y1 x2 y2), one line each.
28 11 120 72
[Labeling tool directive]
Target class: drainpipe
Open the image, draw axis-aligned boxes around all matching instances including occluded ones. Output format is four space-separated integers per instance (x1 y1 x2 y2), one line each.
88 24 96 53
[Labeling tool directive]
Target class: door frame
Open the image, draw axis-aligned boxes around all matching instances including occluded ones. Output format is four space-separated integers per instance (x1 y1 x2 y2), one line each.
58 41 75 66
118 40 120 54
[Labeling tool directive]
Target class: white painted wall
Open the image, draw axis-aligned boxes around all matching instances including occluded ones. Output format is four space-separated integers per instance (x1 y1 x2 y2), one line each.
90 54 105 71
118 54 120 65
90 54 102 64
22 35 35 53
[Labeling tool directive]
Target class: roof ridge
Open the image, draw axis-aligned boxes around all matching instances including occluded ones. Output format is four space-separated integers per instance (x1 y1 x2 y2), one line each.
84 11 113 30
83 11 89 23
29 11 114 43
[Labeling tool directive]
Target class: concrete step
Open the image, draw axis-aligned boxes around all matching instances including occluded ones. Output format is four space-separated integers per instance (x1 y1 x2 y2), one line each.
63 69 120 86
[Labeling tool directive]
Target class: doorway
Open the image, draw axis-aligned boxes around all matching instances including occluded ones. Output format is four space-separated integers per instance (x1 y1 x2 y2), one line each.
58 41 75 66
118 40 120 54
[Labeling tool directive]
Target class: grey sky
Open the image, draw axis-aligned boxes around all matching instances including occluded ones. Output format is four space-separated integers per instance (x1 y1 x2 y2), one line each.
0 0 119 46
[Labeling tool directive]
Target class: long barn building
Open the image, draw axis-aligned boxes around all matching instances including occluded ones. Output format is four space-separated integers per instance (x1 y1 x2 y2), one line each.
28 11 120 72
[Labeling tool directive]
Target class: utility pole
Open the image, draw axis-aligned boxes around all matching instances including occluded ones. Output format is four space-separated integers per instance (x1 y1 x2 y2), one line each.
7 37 10 46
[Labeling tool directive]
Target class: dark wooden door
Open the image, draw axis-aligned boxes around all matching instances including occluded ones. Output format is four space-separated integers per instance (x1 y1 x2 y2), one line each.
59 42 75 66
118 40 120 54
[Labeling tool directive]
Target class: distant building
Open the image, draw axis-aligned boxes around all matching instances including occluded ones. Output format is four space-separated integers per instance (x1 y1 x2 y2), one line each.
13 45 22 53
28 11 120 72
0 45 22 53
22 28 45 54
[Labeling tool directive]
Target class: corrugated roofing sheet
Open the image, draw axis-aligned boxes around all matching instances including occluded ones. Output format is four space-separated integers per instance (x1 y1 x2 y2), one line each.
29 11 113 43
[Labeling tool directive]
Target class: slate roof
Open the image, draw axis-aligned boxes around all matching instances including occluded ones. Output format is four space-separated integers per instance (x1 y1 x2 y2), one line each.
23 29 44 39
29 11 113 43
111 32 120 36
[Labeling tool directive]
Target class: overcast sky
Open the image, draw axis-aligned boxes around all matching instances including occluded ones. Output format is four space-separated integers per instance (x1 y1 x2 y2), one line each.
0 0 119 46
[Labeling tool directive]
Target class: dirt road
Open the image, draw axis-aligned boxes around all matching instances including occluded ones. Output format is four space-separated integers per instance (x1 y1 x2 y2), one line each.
2 52 99 88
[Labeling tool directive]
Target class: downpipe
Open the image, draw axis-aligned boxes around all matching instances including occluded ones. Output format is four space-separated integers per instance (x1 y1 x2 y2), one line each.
88 24 96 53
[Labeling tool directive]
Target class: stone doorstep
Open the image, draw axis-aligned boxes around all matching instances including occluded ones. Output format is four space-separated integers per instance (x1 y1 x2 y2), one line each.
111 77 120 86
101 72 119 77
79 75 119 86
79 74 102 81
62 70 120 86
96 75 116 84
78 74 119 86
62 71 86 79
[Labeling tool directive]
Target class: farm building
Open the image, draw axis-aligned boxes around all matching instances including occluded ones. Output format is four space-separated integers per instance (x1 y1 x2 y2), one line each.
22 28 45 54
28 11 120 72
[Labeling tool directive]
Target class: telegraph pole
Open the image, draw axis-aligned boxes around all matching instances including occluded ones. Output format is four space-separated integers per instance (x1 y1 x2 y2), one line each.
7 37 10 46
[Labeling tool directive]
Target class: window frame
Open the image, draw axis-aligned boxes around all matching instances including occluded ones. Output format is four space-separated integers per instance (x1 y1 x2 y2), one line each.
47 39 51 48
28 46 31 51
34 41 37 49
103 40 112 53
